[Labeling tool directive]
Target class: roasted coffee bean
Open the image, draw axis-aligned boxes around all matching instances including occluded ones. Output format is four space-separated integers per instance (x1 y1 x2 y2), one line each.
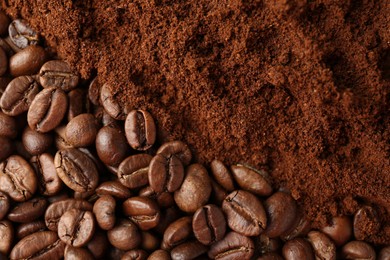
45 198 93 231
123 196 160 231
0 191 10 220
39 60 79 91
0 155 37 202
8 19 39 49
162 216 192 250
125 110 156 151
0 111 17 138
341 240 376 260
118 154 152 189
0 47 6 77
107 218 141 251
65 113 100 147
27 86 68 133
307 231 336 260
93 195 116 231
149 153 184 193
171 241 208 260
321 215 352 246
353 205 381 241
141 231 160 251
88 77 100 105
86 229 109 259
210 159 235 192
379 246 390 260
7 197 47 223
22 126 53 155
257 252 284 260
209 231 255 260
54 125 74 150
0 12 10 36
64 245 94 260
139 186 175 209
230 164 272 196
0 220 13 255
10 231 65 260
100 82 129 120
66 88 90 121
96 181 132 199
264 191 297 238
9 45 47 77
0 75 40 116
30 153 62 196
148 249 171 260
281 211 311 240
157 141 192 166
174 163 211 213
282 238 315 260
96 125 130 166
55 148 99 192
16 220 46 239
210 179 228 206
58 209 95 247
222 190 267 236
192 204 226 245
121 249 148 260
0 136 13 161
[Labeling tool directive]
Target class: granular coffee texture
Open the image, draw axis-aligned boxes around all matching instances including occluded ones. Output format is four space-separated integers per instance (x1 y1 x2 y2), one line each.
3 0 389 243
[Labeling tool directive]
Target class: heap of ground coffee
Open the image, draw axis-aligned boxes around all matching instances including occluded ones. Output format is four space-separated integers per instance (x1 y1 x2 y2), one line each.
2 0 389 245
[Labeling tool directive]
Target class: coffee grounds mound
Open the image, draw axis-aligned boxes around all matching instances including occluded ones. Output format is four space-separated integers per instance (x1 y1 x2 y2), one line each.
3 0 389 244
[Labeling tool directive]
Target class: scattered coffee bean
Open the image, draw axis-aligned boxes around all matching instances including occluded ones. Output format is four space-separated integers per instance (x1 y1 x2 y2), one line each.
88 77 100 106
96 125 130 166
67 88 90 121
39 60 79 91
307 231 336 260
171 240 208 260
100 82 128 120
65 113 99 147
353 205 381 241
210 159 235 192
118 154 152 189
162 216 193 250
22 126 53 155
7 197 47 223
157 140 192 166
8 19 39 49
0 220 13 255
208 231 255 260
30 153 62 196
321 215 352 246
341 240 376 260
93 195 116 231
96 180 132 199
107 218 141 251
123 196 160 230
15 219 46 239
122 249 148 260
125 109 156 151
230 164 273 196
282 238 315 260
148 249 171 260
192 204 226 245
9 45 47 76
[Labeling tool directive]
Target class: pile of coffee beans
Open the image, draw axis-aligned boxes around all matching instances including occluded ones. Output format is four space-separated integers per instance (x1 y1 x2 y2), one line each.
0 11 388 260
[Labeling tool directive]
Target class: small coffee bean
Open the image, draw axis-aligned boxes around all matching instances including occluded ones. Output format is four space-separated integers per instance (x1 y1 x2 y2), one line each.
341 240 376 260
0 220 13 255
378 246 390 260
307 231 336 260
27 86 68 133
141 231 160 251
88 77 100 105
0 47 7 76
100 82 129 120
8 19 39 49
39 60 79 91
118 154 152 189
149 153 184 193
93 195 116 231
58 209 95 247
7 197 47 223
0 111 17 138
210 159 235 192
192 204 226 245
121 249 148 260
230 164 272 196
162 216 192 250
148 249 171 260
16 220 46 239
86 229 109 259
123 196 160 231
67 88 90 121
65 113 99 147
210 179 228 206
96 180 132 199
0 155 37 202
264 191 298 238
321 216 352 246
208 231 255 260
157 140 192 166
171 241 208 260
222 190 267 236
107 218 141 251
353 205 381 241
0 11 10 35
174 163 211 213
22 126 53 155
282 238 315 260
125 110 156 151
64 245 94 260
0 136 13 161
9 45 47 77
96 125 130 166
0 191 10 220
10 231 66 260
55 148 99 193
0 75 40 116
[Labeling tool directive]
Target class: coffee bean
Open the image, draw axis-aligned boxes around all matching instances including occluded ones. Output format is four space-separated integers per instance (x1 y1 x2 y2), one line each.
54 125 74 150
9 45 47 77
107 218 141 251
0 12 10 36
171 241 208 260
192 204 226 245
0 136 13 161
307 231 336 260
10 231 65 260
96 125 130 166
162 216 192 250
55 148 99 193
379 246 390 260
67 88 90 121
264 191 297 238
0 75 40 116
321 216 352 246
64 113 99 147
174 163 211 213
0 155 37 202
282 238 315 260
22 126 53 155
39 60 79 91
210 159 235 192
148 249 171 260
0 111 17 138
58 209 95 247
100 82 129 120
0 191 10 220
123 196 160 231
210 179 228 206
64 245 94 260
96 181 132 199
8 19 39 49
281 211 311 240
118 154 152 189
94 105 119 127
125 110 156 151
122 249 148 260
0 220 13 255
15 220 46 239
257 252 284 260
0 47 7 77
353 205 381 241
222 190 267 236
44 198 93 231
86 229 109 259
138 186 175 209
88 77 100 106
141 231 160 251
230 164 272 196
157 141 192 166
7 197 47 223
27 86 68 133
208 231 255 260
341 240 376 260
93 195 116 231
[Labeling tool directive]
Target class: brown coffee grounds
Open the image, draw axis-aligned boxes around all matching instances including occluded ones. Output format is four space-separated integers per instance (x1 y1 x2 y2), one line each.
3 0 389 244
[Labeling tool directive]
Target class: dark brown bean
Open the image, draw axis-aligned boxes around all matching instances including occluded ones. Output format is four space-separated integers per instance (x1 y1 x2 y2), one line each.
353 205 381 241
210 159 235 192
96 181 132 199
67 88 90 121
162 216 193 250
9 45 47 77
96 125 130 166
39 60 79 91
0 191 10 220
138 186 175 209
125 110 156 151
307 231 336 260
149 153 184 193
121 249 148 260
8 19 39 49
107 218 141 251
100 82 129 120
7 197 47 223
281 211 311 240
282 238 315 260
171 241 208 260
341 240 376 260
230 164 272 196
54 125 74 150
88 77 100 105
208 231 255 260
65 113 100 147
321 216 352 246
117 154 152 189
148 249 171 260
157 141 192 166
0 220 13 255
123 196 160 231
93 195 116 231
192 204 226 245
22 126 53 155
16 220 46 239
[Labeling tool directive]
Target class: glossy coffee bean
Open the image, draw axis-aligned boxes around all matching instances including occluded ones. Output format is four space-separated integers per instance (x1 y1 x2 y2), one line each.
141 231 160 251
208 231 254 260
9 45 47 77
7 197 47 223
230 164 273 196
96 181 132 199
27 86 68 133
0 136 13 161
210 159 235 192
96 125 130 166
67 88 90 121
30 153 62 196
86 229 109 259
123 196 160 230
307 231 336 260
107 218 141 251
379 246 390 260
58 209 95 247
125 110 156 151
65 113 100 147
264 191 297 238
118 154 152 189
171 241 208 260
0 111 17 138
0 75 40 116
192 204 226 245
149 153 184 193
0 220 13 255
0 11 10 35
148 250 170 260
321 216 352 246
0 155 37 202
88 77 100 105
8 19 39 49
121 249 148 260
281 211 311 240
0 47 7 77
157 141 192 166
174 164 211 213
353 205 380 241
0 191 10 220
222 190 267 236
16 220 46 239
10 231 65 260
100 82 129 120
55 148 99 192
39 60 79 91
22 126 53 155
282 238 315 260
162 216 192 250
341 240 376 260
93 195 116 231
64 245 94 260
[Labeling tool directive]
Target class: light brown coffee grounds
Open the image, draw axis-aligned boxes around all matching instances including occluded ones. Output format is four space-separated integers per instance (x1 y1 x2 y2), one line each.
3 0 389 244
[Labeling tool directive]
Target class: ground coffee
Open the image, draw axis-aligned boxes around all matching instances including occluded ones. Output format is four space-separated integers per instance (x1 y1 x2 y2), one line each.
2 0 389 244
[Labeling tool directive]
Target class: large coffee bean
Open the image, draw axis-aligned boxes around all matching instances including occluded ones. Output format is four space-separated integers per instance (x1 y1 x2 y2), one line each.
210 159 235 192
0 111 17 138
341 240 376 260
100 82 128 120
230 164 273 196
0 191 10 220
282 238 315 260
353 205 381 241
93 195 116 231
8 19 39 49
208 231 255 260
107 219 141 251
125 110 156 151
149 153 184 193
16 220 46 239
39 60 79 91
307 231 336 260
192 204 226 245
118 154 152 189
9 45 47 77
7 197 47 223
171 241 208 260
22 126 53 155
96 125 130 166
96 181 132 199
148 249 171 260
321 216 352 246
30 153 62 196
162 216 193 250
0 220 13 255
157 141 192 166
123 196 160 230
65 113 100 147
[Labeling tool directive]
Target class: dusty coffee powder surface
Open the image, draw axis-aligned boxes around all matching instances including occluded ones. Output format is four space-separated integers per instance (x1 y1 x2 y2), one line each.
3 0 389 243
